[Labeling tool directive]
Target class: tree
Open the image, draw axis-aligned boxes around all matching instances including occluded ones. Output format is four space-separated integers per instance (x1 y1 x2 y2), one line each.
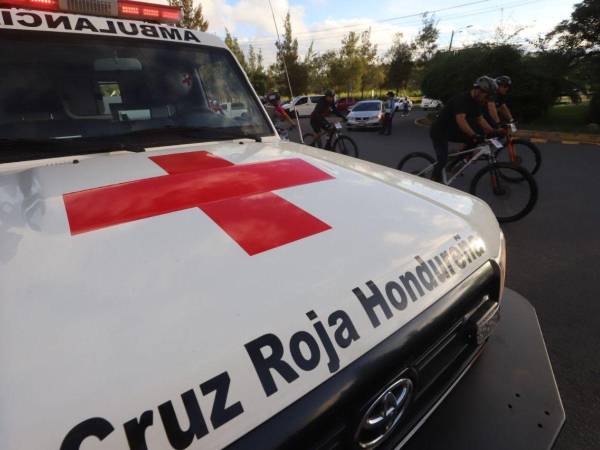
551 0 600 56
247 45 269 95
550 0 600 122
362 60 386 96
421 44 568 121
412 14 439 64
386 33 414 91
273 12 308 96
331 30 378 96
168 0 209 31
304 42 323 93
358 30 378 96
224 28 247 71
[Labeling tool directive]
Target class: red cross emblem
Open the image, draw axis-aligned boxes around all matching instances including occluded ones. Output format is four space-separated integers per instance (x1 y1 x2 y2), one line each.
181 73 193 87
63 151 334 255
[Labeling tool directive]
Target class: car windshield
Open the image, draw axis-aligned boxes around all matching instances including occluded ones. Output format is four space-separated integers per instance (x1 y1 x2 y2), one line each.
352 102 380 112
0 32 273 162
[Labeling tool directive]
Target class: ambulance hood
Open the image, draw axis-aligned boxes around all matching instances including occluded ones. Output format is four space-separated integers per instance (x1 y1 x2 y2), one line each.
0 139 502 449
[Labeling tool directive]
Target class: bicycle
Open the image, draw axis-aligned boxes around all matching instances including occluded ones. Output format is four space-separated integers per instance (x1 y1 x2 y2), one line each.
303 122 360 158
397 138 538 223
493 122 542 178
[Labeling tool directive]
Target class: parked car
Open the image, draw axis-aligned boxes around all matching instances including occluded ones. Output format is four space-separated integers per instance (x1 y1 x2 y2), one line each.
282 95 323 117
394 97 413 112
220 101 249 119
335 97 358 114
346 100 384 129
421 96 444 110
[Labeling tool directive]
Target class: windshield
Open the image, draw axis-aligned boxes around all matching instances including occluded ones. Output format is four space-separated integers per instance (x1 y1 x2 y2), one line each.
352 102 380 112
0 31 273 162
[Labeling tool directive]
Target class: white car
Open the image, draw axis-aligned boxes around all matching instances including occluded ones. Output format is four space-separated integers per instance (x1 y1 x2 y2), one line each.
0 2 563 450
282 95 323 117
346 100 384 129
421 96 444 110
220 101 248 119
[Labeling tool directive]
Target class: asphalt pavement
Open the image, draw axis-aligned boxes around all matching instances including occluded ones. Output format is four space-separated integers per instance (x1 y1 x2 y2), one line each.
291 110 600 450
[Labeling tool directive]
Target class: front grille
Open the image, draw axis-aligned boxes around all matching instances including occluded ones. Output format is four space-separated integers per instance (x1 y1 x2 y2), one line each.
227 261 501 450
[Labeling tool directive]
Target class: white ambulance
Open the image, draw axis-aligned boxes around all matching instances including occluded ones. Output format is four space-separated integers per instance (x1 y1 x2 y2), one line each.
0 2 563 450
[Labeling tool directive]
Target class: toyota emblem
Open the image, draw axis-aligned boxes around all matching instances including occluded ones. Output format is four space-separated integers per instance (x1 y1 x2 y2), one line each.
354 377 414 449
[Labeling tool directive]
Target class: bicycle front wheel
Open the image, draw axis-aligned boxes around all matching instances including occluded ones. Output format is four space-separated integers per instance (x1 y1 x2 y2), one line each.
470 162 538 223
397 152 436 178
495 138 542 178
302 132 321 148
333 135 359 158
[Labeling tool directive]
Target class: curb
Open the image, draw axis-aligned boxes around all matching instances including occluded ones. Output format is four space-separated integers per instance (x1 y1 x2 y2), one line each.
413 117 600 146
513 130 600 146
414 117 430 128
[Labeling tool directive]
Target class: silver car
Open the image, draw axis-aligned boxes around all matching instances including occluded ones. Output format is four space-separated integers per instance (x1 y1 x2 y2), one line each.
346 100 384 130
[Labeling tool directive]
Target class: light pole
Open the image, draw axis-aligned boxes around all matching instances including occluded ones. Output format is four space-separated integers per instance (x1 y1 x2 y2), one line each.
448 25 473 51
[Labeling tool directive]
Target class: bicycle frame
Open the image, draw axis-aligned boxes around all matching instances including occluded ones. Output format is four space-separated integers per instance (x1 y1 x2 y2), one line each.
315 123 343 148
443 143 495 185
417 140 501 186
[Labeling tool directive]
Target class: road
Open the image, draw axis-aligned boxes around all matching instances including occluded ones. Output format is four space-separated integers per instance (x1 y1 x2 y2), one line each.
291 110 600 450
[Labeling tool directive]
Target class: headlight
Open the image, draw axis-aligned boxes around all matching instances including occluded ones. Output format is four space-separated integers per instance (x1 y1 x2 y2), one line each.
498 231 507 301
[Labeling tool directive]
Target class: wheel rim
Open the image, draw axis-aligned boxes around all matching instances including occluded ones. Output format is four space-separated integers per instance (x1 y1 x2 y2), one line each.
473 165 534 221
400 156 434 177
496 141 538 176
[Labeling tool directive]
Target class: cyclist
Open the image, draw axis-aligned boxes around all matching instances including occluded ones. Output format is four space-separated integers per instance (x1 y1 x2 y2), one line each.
488 75 515 125
429 76 498 182
266 92 295 127
310 89 346 147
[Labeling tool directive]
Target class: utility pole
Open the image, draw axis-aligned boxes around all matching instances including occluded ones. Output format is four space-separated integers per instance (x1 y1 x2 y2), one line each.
448 25 472 51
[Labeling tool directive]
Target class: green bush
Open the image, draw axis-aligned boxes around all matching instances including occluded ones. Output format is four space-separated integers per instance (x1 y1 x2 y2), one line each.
421 44 569 122
588 93 600 124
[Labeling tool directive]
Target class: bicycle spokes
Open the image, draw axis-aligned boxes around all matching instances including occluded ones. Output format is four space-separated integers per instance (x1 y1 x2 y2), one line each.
472 164 537 222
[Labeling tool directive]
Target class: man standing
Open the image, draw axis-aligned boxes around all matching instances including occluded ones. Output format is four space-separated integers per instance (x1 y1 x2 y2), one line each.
429 76 498 182
380 91 396 136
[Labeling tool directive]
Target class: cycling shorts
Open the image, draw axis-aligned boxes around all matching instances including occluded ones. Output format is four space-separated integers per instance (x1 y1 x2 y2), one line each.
310 117 331 133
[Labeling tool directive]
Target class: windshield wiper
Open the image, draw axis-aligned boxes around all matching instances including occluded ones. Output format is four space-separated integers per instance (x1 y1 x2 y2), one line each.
0 137 147 164
121 126 265 143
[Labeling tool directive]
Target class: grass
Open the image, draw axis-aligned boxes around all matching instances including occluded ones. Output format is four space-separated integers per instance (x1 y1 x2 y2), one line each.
522 102 600 134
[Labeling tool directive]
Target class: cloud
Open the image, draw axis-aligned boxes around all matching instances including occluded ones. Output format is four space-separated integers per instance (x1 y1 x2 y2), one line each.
190 0 571 65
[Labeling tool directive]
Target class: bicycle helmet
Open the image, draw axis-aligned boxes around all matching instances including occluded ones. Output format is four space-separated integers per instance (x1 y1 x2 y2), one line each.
324 89 335 97
496 75 512 87
473 76 498 94
267 92 281 104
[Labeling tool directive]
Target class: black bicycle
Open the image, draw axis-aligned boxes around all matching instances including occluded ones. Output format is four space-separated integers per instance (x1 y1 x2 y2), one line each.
303 122 359 158
397 138 538 223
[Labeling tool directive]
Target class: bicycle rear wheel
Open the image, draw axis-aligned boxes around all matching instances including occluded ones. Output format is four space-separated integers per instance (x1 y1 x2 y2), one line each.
495 139 542 179
333 135 359 158
470 162 538 223
397 152 436 178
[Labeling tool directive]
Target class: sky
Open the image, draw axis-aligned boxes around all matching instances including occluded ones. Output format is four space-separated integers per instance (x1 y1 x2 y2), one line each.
189 0 580 64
